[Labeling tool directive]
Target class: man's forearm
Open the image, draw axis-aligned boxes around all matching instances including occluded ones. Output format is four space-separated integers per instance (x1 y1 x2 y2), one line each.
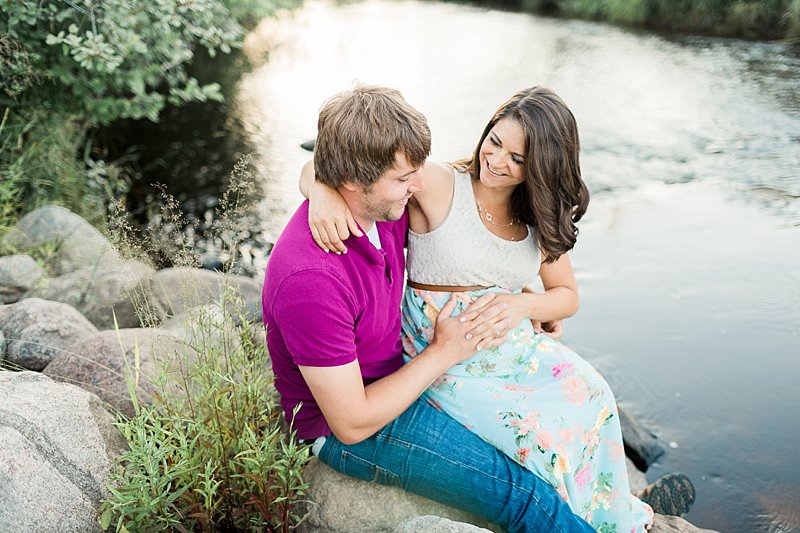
331 343 455 444
305 296 505 444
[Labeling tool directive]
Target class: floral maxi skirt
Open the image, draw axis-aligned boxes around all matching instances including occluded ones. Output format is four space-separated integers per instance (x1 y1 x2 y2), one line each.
401 287 654 533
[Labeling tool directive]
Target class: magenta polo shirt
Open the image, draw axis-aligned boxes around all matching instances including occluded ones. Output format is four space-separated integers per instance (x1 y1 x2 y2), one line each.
262 201 408 439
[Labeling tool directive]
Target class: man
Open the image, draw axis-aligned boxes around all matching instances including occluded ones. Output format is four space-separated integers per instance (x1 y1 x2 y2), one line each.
262 85 594 532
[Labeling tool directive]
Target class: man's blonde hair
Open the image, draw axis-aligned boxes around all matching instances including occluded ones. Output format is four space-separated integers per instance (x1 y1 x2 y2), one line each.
314 85 431 188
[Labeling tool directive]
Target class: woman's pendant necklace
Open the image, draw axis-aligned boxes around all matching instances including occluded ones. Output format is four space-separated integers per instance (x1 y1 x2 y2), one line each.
475 187 517 228
475 184 523 241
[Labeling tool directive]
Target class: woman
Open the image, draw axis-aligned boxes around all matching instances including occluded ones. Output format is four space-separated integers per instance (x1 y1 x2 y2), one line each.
301 87 682 531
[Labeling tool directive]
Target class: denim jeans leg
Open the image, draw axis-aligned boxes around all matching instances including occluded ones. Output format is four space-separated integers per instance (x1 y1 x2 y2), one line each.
316 398 594 533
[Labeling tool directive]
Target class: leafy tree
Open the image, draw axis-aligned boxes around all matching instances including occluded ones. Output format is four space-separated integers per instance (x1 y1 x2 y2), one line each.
1 0 285 233
2 0 244 124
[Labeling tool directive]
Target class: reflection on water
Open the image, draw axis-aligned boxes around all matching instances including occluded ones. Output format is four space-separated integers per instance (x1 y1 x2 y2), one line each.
238 1 800 239
232 1 800 531
570 181 800 532
99 49 257 224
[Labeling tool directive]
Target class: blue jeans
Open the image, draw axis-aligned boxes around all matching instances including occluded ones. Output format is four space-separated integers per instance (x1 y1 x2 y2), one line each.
317 398 594 533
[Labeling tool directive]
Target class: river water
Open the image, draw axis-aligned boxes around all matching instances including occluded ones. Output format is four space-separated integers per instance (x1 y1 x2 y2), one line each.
230 1 800 531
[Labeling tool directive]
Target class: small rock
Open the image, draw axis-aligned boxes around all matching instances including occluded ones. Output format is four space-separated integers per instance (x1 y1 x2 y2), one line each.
301 138 316 151
0 298 98 371
619 405 665 471
3 205 121 275
0 255 46 303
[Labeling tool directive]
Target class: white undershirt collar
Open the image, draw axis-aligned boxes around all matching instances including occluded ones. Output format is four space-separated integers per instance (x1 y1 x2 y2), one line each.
364 223 382 249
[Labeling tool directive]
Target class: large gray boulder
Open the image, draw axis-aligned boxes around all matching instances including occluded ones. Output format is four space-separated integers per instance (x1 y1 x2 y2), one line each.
27 259 158 329
0 255 46 303
151 267 261 319
299 456 712 533
0 371 127 533
2 205 121 276
297 459 492 533
43 327 186 417
395 516 491 532
393 513 715 533
0 298 97 371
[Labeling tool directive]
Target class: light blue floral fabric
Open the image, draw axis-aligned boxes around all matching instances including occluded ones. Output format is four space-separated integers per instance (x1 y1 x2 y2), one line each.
401 286 654 533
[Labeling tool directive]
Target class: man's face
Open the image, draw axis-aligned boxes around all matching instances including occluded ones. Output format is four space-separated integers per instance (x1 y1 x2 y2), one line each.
358 152 424 222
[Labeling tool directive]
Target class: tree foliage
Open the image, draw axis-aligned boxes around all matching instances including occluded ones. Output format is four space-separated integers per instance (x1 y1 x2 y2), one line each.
496 0 800 41
1 0 244 124
1 0 287 236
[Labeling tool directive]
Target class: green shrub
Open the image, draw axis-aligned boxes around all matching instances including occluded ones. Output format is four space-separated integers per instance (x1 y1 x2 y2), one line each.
1 0 243 125
724 0 787 39
100 300 309 533
0 108 125 238
0 110 22 249
0 0 288 240
557 0 608 19
514 0 798 39
220 0 300 28
607 0 650 24
0 33 38 98
100 158 309 532
787 0 800 41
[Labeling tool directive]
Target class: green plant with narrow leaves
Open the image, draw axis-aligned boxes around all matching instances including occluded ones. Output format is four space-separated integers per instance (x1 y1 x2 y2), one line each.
99 159 309 532
99 299 309 532
0 107 123 240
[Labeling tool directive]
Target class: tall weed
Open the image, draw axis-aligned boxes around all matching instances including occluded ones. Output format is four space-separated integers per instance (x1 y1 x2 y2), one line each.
100 298 309 532
0 108 127 237
100 158 309 532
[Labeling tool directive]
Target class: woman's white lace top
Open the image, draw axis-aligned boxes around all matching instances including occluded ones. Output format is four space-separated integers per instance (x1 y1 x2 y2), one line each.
407 169 540 288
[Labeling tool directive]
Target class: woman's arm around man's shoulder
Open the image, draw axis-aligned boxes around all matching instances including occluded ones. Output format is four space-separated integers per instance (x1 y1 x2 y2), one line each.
407 161 456 234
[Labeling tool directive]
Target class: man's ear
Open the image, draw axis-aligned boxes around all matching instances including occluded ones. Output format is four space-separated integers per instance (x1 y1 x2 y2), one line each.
341 181 359 193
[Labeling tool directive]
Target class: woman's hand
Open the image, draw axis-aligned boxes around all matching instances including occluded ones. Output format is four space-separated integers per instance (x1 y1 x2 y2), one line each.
308 180 363 254
431 295 509 364
533 319 564 340
458 292 533 340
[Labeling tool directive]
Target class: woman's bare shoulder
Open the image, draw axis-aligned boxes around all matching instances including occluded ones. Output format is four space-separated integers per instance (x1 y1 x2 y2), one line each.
408 161 456 232
418 161 455 198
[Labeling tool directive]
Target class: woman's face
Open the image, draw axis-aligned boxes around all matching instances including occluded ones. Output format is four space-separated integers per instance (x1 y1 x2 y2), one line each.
478 117 526 190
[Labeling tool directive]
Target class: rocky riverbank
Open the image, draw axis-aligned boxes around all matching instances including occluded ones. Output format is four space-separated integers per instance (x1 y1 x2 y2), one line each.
0 206 716 532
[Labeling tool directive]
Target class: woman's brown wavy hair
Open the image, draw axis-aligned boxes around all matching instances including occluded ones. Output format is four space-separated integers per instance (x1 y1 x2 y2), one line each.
455 87 589 263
